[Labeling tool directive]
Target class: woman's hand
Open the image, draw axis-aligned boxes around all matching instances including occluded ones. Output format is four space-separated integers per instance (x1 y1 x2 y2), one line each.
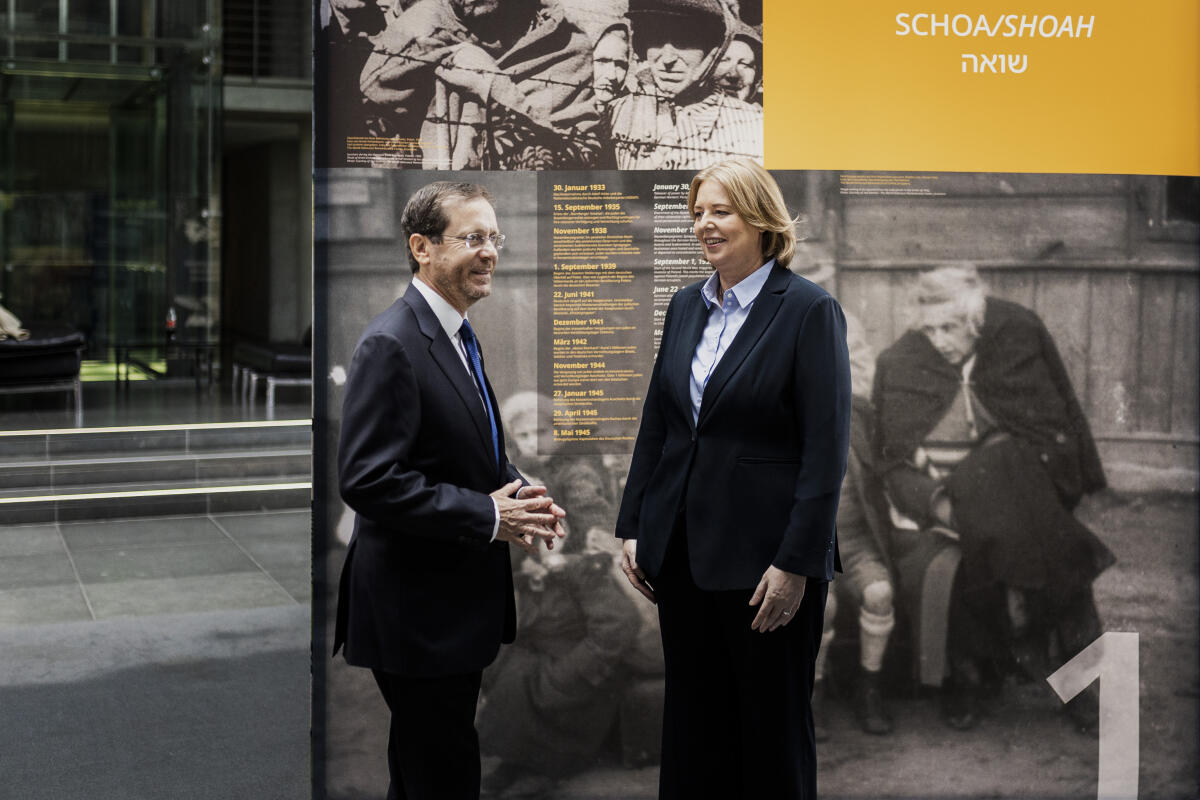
621 539 656 604
749 566 807 632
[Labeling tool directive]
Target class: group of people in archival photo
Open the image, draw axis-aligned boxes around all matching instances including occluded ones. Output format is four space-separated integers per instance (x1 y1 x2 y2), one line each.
459 266 1114 797
315 162 1187 800
317 0 763 170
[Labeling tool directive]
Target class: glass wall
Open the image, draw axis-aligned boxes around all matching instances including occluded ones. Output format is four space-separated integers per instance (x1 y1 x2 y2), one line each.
0 0 219 364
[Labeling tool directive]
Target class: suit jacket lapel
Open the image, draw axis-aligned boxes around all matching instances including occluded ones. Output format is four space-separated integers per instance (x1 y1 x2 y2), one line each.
696 264 790 428
403 284 495 463
669 287 709 430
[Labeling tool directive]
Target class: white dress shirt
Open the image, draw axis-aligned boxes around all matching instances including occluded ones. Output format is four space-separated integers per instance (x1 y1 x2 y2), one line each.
689 259 775 423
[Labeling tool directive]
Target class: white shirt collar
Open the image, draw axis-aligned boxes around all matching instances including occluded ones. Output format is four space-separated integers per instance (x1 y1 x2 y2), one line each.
412 275 468 340
700 258 775 309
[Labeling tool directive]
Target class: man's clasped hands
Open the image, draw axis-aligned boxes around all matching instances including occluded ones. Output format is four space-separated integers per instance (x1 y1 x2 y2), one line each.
491 481 567 553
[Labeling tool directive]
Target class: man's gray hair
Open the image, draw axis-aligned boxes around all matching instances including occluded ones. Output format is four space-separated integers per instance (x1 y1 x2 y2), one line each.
909 263 988 334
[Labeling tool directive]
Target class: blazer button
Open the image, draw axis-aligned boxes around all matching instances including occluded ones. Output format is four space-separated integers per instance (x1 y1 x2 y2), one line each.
1055 432 1067 444
690 431 697 443
1040 452 1050 463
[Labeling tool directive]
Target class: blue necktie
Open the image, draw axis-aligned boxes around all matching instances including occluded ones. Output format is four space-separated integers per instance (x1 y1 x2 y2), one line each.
459 320 500 472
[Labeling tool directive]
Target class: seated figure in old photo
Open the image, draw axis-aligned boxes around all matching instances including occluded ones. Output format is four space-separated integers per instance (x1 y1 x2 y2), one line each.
813 315 897 739
360 0 600 169
872 264 1115 731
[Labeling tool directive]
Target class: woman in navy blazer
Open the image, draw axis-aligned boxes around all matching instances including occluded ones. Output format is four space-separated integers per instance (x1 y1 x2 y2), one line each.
616 159 851 800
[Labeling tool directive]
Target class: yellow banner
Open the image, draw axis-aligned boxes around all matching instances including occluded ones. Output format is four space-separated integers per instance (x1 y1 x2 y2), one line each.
766 1 1200 175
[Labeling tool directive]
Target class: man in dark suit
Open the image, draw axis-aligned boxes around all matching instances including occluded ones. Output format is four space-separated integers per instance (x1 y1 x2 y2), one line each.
334 181 565 800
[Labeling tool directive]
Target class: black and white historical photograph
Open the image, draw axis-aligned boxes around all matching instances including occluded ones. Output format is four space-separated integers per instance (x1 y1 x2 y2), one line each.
314 167 1198 799
314 0 763 170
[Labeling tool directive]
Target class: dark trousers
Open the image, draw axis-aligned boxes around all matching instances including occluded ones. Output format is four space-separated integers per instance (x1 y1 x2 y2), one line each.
654 530 828 800
371 668 484 800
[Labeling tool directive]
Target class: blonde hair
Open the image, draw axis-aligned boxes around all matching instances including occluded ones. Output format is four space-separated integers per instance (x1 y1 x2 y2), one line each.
687 158 797 267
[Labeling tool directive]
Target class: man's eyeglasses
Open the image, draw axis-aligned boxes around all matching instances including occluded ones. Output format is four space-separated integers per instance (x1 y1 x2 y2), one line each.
430 232 506 251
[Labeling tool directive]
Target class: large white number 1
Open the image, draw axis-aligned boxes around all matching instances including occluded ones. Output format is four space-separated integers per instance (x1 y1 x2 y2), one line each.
1046 632 1139 800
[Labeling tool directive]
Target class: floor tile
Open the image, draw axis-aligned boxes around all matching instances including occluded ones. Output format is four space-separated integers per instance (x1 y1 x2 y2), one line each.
0 525 64 557
266 566 312 603
236 543 310 596
0 553 77 590
210 510 310 542
0 584 91 626
72 541 258 584
60 516 224 551
235 536 309 567
86 573 296 619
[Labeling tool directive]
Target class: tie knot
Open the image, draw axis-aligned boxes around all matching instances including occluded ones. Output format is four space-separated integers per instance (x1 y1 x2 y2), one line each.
459 319 476 343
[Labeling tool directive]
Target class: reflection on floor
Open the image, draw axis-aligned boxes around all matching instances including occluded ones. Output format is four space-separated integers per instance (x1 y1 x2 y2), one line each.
0 378 315 798
0 377 312 623
0 508 312 800
0 510 310 625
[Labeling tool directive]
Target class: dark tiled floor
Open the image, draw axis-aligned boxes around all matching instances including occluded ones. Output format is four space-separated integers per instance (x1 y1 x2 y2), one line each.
0 380 314 798
0 510 310 626
0 525 61 556
59 515 228 549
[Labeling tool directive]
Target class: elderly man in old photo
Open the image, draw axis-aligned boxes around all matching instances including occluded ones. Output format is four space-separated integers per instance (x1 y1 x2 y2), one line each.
608 0 762 169
669 19 762 169
334 181 566 800
360 0 599 169
873 264 1113 731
